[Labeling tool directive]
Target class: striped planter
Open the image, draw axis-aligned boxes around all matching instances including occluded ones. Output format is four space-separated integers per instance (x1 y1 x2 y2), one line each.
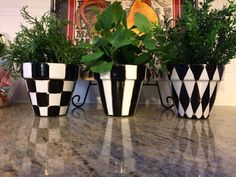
94 65 146 116
167 64 224 119
22 62 78 117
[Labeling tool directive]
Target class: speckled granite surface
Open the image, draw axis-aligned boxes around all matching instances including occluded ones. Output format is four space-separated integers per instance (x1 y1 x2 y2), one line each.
0 103 236 177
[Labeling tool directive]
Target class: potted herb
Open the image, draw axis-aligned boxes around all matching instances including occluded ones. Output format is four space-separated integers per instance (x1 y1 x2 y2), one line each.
81 2 157 116
5 7 85 116
154 0 236 119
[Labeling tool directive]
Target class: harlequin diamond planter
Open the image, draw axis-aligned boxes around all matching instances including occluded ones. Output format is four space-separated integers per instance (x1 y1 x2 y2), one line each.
167 64 224 119
22 62 78 116
94 65 146 117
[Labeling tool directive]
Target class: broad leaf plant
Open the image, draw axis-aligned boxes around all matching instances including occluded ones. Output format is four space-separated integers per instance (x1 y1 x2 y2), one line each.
81 2 157 73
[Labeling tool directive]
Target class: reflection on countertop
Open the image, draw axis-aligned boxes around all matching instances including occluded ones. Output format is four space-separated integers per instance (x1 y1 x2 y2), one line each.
0 103 236 177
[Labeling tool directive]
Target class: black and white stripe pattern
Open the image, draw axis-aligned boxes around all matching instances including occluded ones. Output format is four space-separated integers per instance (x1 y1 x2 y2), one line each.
94 65 146 116
22 62 78 117
167 64 224 119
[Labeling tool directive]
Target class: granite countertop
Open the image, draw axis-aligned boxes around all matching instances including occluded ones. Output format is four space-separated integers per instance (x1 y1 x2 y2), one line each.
0 103 236 177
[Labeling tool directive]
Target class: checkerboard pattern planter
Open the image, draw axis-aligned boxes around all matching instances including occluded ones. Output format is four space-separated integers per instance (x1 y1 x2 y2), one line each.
22 62 78 116
167 64 224 119
94 65 146 117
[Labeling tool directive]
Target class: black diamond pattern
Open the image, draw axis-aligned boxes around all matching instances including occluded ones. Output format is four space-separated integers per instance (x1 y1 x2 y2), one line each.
167 65 174 80
218 65 225 80
171 84 179 109
190 65 204 80
168 64 223 119
206 65 216 80
202 83 210 112
176 64 189 80
191 83 201 113
179 83 190 111
210 84 218 111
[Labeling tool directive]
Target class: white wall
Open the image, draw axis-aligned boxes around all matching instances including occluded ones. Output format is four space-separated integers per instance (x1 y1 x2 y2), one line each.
0 0 236 105
209 0 236 105
0 0 51 103
0 0 51 39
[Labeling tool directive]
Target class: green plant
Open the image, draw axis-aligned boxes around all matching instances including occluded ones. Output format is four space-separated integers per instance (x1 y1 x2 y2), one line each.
81 1 156 73
154 0 236 65
4 6 86 77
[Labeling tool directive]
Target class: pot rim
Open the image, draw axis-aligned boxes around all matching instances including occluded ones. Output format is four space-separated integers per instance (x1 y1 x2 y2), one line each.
167 63 224 81
22 62 78 67
167 63 225 67
22 62 79 80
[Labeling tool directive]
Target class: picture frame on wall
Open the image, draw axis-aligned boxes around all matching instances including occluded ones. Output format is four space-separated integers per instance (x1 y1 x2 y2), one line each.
51 0 182 42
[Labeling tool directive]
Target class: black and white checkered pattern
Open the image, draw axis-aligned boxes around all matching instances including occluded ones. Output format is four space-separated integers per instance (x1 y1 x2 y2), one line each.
167 64 224 119
94 65 146 116
22 62 78 116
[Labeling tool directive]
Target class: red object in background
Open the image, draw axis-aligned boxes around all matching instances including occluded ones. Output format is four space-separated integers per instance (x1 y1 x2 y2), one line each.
65 0 182 40
142 0 151 6
67 0 108 40
0 68 13 87
67 0 77 41
75 0 108 37
173 0 181 23
0 68 14 107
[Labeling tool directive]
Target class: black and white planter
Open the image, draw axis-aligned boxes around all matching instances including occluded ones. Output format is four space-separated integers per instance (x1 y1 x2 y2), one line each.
167 64 224 119
22 62 78 116
94 65 146 117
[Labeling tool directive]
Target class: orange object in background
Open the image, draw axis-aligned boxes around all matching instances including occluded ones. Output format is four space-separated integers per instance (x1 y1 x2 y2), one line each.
127 0 159 31
75 0 159 36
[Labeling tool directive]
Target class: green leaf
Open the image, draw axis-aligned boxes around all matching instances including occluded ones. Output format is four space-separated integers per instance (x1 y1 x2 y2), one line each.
112 39 134 53
108 29 136 51
76 42 93 49
143 34 156 50
95 2 123 32
81 51 104 64
111 2 123 25
121 10 127 28
132 53 150 65
134 13 152 33
90 60 113 73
